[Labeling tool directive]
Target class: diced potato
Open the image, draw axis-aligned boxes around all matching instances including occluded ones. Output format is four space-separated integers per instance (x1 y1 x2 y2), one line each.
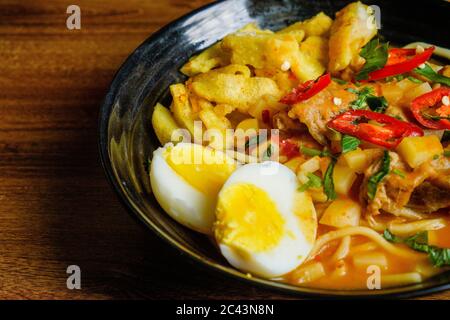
320 198 361 228
284 156 304 173
332 164 357 195
299 156 321 173
381 79 417 106
170 84 197 136
401 82 432 106
277 12 333 37
310 190 328 203
151 103 182 145
396 135 444 168
299 36 329 65
442 65 450 77
338 148 368 173
363 148 384 164
352 251 388 270
290 262 326 284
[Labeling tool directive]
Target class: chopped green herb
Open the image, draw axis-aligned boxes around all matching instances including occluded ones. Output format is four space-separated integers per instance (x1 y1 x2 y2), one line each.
422 112 450 121
442 130 450 143
414 63 450 87
299 173 323 192
355 38 389 81
323 159 337 201
407 76 423 84
392 168 406 178
383 229 402 243
366 95 388 113
433 154 440 160
367 151 390 200
341 135 361 154
383 230 450 267
444 150 450 157
332 77 348 85
300 146 334 158
346 87 388 113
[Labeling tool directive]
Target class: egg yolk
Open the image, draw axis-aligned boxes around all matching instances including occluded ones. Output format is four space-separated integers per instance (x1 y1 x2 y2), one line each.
164 143 236 198
214 183 285 252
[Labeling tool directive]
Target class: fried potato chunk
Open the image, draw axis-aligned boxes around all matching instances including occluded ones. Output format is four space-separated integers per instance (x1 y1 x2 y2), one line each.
299 36 329 66
328 1 377 74
222 32 323 82
152 103 182 145
169 83 197 136
277 12 333 38
180 23 271 76
191 68 281 114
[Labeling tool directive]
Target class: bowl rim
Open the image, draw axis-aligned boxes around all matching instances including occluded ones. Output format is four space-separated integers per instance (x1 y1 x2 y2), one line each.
98 0 450 299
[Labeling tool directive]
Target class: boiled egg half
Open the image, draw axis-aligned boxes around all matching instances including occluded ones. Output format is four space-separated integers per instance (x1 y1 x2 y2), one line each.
150 142 238 234
214 161 317 278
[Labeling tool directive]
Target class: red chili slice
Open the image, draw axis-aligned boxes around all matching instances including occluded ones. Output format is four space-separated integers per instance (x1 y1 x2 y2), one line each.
386 48 416 65
411 87 450 130
262 109 271 125
280 73 331 105
367 46 434 81
279 138 300 159
328 110 424 149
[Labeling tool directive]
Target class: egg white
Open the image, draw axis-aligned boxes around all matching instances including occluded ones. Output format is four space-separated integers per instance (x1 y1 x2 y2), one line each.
150 144 217 234
215 161 317 278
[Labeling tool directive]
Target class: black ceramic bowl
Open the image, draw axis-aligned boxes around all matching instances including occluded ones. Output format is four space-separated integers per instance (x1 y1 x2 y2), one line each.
99 0 450 298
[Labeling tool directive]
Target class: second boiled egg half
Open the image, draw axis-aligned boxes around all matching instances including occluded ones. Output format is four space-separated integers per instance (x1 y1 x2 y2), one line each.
214 162 317 278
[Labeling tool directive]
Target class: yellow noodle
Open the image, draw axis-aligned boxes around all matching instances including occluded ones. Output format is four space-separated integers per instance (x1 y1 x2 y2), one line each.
381 272 422 288
365 214 387 232
395 208 428 220
388 218 446 237
332 235 351 261
309 226 421 259
348 242 378 256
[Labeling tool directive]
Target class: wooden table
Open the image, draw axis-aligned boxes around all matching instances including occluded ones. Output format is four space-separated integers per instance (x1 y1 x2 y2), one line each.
0 0 447 300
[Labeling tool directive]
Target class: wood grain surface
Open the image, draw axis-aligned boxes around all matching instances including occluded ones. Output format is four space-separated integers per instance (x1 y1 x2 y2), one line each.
0 0 447 300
